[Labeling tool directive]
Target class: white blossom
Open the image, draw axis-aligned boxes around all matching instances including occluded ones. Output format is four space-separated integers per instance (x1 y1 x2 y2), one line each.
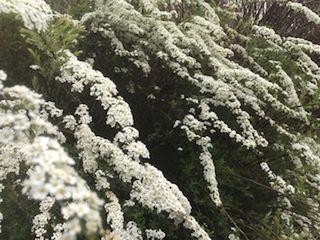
286 2 320 25
145 229 166 240
0 0 54 31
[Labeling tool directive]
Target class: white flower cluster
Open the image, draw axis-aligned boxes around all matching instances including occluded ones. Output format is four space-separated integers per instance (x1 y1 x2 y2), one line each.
0 184 3 233
0 70 6 90
260 161 297 232
253 26 320 96
252 25 282 44
0 85 65 144
32 197 55 240
104 192 142 240
82 0 151 74
257 31 320 99
179 113 222 207
0 144 23 182
57 52 153 211
84 1 314 155
0 84 103 239
286 1 320 25
230 44 268 76
81 4 320 236
183 216 212 240
292 139 320 168
73 120 211 239
0 70 6 81
57 51 134 128
109 139 208 238
285 37 320 55
291 138 320 196
56 47 211 238
40 101 63 120
271 65 305 111
145 229 166 240
260 156 320 237
0 0 54 31
23 137 103 235
228 227 240 240
260 162 295 195
228 233 240 240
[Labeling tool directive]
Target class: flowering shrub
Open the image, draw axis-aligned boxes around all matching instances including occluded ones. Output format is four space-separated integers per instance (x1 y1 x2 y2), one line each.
0 0 320 239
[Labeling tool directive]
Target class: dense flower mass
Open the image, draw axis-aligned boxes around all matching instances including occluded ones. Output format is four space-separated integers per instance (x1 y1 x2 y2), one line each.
0 0 54 31
1 0 320 239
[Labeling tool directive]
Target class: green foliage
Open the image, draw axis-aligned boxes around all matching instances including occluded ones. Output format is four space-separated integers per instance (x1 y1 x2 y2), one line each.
0 13 31 85
19 17 85 108
67 0 95 19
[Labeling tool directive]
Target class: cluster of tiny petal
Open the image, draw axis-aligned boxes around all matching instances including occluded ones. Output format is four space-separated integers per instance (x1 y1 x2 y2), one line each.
74 121 210 239
56 43 215 237
104 192 142 240
0 70 6 89
57 51 134 128
32 197 55 240
179 113 222 206
23 137 103 235
145 229 166 240
0 0 54 31
0 84 103 239
260 162 295 195
286 1 320 25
